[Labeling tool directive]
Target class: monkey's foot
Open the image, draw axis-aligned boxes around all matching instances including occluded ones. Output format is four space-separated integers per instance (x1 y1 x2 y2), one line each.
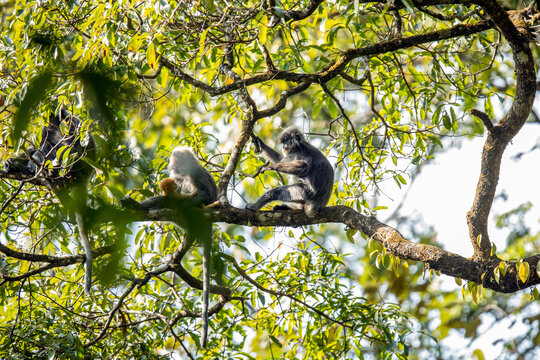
245 203 259 211
121 195 145 211
272 204 293 211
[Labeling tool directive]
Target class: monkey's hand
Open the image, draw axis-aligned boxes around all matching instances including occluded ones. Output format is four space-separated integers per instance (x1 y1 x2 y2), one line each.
251 135 263 154
261 164 274 173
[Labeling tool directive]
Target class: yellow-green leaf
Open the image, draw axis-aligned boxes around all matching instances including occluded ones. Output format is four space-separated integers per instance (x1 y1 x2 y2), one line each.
472 285 479 304
159 67 169 88
147 41 157 70
472 284 482 304
198 29 208 58
499 262 507 276
259 16 268 45
128 35 143 53
493 266 500 284
519 261 530 283
472 349 485 360
455 277 462 286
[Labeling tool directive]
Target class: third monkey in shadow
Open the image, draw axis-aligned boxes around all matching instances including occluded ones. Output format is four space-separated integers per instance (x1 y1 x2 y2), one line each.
246 127 334 216
4 109 96 294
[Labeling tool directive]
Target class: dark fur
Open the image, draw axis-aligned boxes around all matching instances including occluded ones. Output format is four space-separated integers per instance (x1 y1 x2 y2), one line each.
4 109 95 182
246 127 334 216
4 109 96 294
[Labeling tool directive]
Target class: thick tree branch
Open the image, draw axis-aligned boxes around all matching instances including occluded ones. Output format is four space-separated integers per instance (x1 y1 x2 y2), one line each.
466 0 536 259
0 244 115 265
122 201 540 293
217 109 256 202
0 169 52 187
470 109 495 132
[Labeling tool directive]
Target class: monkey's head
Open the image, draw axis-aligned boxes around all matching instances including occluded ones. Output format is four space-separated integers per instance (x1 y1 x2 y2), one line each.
168 147 201 173
159 177 178 196
279 127 305 154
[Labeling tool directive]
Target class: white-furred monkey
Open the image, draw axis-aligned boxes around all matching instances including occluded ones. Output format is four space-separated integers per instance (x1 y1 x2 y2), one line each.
159 146 217 348
160 147 218 206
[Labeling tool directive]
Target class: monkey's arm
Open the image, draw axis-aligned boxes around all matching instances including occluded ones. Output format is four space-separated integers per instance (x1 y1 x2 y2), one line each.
253 136 282 163
267 160 310 177
191 171 218 206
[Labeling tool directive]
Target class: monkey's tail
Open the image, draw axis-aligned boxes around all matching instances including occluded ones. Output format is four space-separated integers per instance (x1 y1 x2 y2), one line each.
75 212 93 294
200 231 210 348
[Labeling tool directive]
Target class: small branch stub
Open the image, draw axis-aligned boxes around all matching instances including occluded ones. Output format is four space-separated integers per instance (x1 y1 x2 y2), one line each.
471 109 495 133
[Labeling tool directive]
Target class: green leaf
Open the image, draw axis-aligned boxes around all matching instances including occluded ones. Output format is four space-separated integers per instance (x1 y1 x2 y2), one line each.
12 72 52 144
312 97 324 118
326 97 338 118
269 335 282 347
400 0 415 15
346 228 356 243
442 112 452 130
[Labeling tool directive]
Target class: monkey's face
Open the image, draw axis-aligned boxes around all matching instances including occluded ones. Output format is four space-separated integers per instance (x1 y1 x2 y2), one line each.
159 177 178 196
279 128 304 154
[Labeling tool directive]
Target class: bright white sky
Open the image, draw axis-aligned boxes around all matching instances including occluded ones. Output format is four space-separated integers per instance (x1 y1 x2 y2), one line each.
383 124 540 257
379 123 540 359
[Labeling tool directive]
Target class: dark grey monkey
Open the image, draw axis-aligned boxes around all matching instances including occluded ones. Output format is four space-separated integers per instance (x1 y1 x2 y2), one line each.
5 109 95 182
4 109 96 294
246 127 334 216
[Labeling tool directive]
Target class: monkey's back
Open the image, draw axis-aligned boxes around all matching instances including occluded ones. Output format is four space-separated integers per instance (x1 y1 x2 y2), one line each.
168 148 218 206
173 169 217 206
292 143 334 206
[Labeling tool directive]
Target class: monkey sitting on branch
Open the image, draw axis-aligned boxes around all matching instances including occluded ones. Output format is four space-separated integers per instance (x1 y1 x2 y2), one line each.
122 146 217 348
246 127 334 216
161 147 217 348
159 147 218 206
124 147 218 210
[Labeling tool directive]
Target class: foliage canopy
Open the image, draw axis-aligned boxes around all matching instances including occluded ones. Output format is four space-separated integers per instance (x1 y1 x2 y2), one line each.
1 0 540 358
